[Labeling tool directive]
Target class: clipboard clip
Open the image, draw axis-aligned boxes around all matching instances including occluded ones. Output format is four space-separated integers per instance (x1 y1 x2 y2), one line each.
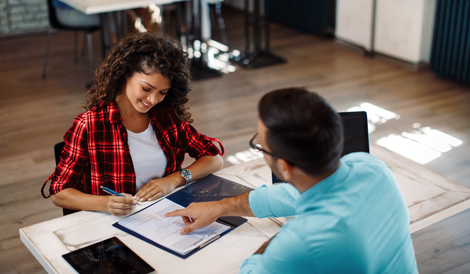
192 232 220 248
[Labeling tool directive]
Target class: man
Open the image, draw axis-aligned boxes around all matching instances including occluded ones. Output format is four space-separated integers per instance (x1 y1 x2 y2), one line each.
166 88 418 273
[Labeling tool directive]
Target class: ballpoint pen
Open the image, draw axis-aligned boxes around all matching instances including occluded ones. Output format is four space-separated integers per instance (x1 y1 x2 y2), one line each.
100 186 141 205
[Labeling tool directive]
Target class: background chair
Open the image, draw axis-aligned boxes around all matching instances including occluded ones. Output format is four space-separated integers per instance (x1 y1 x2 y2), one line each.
53 142 79 216
42 0 100 79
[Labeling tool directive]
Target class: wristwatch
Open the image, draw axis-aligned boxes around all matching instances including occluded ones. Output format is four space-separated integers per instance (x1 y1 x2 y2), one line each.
180 168 192 185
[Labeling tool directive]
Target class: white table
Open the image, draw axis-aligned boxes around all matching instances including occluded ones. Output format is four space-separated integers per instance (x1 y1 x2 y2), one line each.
20 167 282 274
20 144 470 273
59 0 180 15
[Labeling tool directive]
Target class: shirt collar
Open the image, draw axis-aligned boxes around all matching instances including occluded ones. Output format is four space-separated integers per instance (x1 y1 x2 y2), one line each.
295 159 350 214
107 101 122 124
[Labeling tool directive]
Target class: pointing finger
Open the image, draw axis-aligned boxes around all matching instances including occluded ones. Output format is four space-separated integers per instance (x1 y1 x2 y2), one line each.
165 208 188 218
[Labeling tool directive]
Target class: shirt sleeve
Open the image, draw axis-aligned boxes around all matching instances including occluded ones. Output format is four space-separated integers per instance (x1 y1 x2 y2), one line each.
240 228 316 274
248 184 300 218
49 116 90 194
180 120 224 158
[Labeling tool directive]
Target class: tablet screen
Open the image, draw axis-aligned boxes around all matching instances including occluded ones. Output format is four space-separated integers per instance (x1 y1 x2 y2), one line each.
62 237 155 274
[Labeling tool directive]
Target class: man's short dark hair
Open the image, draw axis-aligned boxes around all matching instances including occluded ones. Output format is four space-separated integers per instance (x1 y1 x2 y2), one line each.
258 88 344 177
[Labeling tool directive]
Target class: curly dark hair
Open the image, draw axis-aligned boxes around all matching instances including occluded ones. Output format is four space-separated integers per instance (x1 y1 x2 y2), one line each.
84 31 193 122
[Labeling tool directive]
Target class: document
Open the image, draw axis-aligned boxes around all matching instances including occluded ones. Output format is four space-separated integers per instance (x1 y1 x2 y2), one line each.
116 198 230 256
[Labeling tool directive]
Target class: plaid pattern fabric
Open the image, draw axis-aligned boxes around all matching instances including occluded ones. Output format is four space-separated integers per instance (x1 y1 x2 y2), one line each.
43 101 224 197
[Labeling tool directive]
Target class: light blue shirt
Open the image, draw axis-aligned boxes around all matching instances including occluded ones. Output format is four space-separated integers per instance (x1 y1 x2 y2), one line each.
241 152 418 274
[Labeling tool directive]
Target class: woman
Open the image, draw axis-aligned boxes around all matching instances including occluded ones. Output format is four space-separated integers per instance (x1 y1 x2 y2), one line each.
42 32 224 216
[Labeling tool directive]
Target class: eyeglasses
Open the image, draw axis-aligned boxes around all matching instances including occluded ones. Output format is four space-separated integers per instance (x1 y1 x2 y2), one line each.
249 133 279 158
249 133 295 166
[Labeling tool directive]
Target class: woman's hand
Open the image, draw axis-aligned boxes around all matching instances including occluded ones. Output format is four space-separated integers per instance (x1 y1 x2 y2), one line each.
135 177 180 202
105 194 135 216
51 188 136 216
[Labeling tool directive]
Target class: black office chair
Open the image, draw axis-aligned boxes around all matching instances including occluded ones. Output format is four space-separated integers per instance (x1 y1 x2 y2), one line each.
53 142 80 216
42 0 100 79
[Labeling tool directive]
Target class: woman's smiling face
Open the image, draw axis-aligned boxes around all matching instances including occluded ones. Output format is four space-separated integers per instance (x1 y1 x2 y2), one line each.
121 71 171 114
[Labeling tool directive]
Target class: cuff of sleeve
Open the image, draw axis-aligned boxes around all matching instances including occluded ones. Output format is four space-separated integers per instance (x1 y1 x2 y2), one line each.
249 184 300 218
248 185 273 218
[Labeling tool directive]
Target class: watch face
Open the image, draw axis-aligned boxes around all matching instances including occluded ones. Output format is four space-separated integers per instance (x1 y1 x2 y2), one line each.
181 169 191 183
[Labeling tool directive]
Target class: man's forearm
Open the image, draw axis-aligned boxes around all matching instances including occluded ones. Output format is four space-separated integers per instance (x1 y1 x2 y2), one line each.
219 192 255 217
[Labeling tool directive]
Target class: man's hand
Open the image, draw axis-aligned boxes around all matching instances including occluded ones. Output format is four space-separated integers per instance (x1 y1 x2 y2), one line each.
135 177 179 202
165 193 254 235
165 201 223 235
106 194 135 216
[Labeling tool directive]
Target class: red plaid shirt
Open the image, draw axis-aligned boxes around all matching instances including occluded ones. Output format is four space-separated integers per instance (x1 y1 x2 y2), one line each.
43 101 224 197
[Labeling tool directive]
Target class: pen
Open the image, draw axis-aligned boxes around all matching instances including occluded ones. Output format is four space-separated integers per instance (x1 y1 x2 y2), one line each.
100 186 141 205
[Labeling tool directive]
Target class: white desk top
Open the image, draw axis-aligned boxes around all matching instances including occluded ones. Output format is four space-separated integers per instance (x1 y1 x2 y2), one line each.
59 0 186 15
20 144 470 273
19 171 281 274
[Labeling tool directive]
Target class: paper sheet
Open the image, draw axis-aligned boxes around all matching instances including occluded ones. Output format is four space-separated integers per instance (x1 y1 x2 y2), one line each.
117 199 230 255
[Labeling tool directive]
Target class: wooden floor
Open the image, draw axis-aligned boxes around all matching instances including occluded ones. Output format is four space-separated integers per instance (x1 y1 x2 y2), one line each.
1 7 470 273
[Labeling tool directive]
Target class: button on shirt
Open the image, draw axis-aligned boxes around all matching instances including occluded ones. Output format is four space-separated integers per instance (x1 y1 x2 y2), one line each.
242 152 418 274
45 101 224 196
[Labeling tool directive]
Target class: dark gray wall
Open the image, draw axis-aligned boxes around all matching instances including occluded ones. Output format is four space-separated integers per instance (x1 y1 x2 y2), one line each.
0 0 49 36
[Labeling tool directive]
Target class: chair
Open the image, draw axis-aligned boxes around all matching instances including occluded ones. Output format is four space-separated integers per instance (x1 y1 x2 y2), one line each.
53 142 79 216
42 0 100 79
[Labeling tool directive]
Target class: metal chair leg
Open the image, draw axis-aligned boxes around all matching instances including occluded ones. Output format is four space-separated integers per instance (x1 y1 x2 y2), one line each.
81 32 87 58
74 31 78 63
87 32 95 79
42 29 54 79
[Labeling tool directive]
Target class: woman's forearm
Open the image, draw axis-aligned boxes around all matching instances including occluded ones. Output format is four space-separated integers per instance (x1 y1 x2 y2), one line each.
51 188 109 212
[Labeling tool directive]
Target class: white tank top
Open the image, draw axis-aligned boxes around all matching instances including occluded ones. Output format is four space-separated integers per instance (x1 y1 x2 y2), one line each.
126 123 167 191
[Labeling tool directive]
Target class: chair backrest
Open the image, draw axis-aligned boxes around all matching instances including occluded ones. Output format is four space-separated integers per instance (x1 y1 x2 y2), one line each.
46 0 64 29
54 141 65 165
45 0 100 31
53 141 79 216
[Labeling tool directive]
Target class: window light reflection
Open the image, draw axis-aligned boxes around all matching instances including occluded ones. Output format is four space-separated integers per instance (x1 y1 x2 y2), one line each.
227 149 262 165
347 103 462 165
377 134 442 164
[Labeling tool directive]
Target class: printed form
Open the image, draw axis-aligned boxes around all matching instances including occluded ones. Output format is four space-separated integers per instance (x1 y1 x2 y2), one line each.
117 199 230 255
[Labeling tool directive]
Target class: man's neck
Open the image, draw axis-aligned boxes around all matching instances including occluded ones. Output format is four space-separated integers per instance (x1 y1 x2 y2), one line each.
292 162 340 193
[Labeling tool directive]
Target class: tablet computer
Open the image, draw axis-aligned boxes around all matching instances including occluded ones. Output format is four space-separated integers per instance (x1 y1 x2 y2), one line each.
62 237 155 274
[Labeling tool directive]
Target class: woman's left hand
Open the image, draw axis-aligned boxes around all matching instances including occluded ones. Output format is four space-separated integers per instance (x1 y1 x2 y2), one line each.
134 177 179 202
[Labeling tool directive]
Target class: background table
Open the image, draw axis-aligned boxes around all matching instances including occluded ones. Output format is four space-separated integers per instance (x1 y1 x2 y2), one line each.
59 0 224 80
20 144 470 273
59 0 186 57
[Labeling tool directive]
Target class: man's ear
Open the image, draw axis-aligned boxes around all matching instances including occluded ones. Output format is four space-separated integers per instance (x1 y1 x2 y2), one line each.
276 158 294 181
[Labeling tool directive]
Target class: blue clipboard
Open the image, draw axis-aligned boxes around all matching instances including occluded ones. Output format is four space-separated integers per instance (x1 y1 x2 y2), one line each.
113 175 253 259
